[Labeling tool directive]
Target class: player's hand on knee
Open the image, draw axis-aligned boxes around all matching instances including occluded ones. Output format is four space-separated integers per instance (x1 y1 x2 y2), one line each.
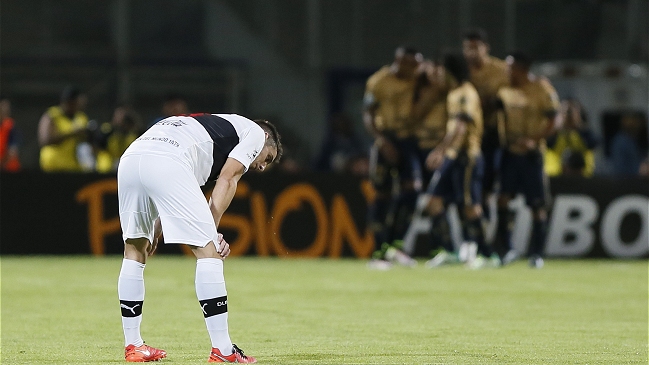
215 233 231 259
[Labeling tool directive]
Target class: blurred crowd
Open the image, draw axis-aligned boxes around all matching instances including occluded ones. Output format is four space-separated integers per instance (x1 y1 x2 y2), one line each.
0 89 645 178
0 31 646 178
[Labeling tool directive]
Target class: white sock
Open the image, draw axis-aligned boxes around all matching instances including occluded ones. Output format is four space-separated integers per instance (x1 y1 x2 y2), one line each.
118 258 145 347
195 258 232 355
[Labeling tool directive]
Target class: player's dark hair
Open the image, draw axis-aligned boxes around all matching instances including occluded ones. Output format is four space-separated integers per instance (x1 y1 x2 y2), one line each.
254 119 283 163
61 86 82 103
396 46 419 56
508 51 533 70
443 53 470 84
163 93 185 103
463 28 489 44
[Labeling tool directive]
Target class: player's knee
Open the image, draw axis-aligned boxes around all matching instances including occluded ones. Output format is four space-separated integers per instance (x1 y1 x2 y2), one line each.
464 205 482 220
191 241 222 260
426 196 445 216
124 238 149 262
532 208 547 221
497 195 511 208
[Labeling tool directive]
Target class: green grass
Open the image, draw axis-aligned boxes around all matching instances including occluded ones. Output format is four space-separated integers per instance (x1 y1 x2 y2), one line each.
1 256 647 364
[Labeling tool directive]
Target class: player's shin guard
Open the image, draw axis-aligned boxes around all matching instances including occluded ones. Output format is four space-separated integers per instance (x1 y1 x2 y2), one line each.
118 259 145 347
464 218 492 257
528 219 548 257
430 213 453 253
196 258 232 356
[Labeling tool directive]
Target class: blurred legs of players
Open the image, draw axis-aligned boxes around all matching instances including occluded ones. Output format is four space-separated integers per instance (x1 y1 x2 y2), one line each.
424 196 458 268
527 209 548 269
367 141 418 269
496 151 548 268
494 202 517 264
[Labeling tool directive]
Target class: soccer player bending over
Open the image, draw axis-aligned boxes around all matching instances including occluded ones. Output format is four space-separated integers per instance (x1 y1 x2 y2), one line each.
423 54 500 269
117 113 282 362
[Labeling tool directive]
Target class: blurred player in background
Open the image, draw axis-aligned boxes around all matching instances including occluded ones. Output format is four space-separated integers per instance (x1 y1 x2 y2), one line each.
423 54 500 269
363 46 422 269
0 97 21 171
462 28 509 217
494 52 560 268
412 59 448 194
117 113 282 363
408 58 448 254
38 86 91 172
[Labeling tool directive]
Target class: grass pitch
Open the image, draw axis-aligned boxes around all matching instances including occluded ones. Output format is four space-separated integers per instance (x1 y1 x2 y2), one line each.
1 256 647 364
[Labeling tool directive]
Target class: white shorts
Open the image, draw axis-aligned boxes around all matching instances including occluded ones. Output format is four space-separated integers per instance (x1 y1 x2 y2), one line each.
117 154 218 247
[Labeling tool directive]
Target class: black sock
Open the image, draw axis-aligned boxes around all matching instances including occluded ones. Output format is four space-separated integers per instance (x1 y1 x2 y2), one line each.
391 190 419 242
494 208 513 257
464 218 492 257
431 213 453 253
528 219 547 257
369 198 390 252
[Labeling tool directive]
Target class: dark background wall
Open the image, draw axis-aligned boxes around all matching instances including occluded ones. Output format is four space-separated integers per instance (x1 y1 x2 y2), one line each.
1 0 648 169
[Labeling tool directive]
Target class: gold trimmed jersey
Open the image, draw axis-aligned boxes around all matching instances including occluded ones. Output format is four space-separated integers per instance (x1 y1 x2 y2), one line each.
469 56 509 128
497 77 560 154
415 92 447 149
445 81 483 158
365 66 416 138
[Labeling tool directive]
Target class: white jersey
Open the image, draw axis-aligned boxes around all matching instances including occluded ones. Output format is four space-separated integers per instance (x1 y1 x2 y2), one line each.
123 113 265 185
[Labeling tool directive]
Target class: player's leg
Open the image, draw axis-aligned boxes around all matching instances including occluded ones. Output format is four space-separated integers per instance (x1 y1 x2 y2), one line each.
424 158 457 267
494 151 518 263
383 138 425 267
523 151 549 269
117 155 166 362
481 127 500 219
138 154 255 363
459 155 500 268
367 144 395 268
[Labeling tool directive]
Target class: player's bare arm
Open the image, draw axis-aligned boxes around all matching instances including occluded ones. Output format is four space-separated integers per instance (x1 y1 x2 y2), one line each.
37 112 85 146
363 95 399 164
426 118 468 170
209 157 245 230
147 217 162 256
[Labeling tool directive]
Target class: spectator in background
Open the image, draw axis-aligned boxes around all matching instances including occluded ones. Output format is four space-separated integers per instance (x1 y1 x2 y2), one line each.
38 86 91 172
545 99 598 177
561 150 587 176
314 113 368 175
148 93 189 129
0 97 21 172
93 106 143 173
610 112 647 176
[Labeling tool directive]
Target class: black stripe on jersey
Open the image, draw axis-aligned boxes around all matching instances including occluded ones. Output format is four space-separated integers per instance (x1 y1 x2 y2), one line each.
191 114 240 182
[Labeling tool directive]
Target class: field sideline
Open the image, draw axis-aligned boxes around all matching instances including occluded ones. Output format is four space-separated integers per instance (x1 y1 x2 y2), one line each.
1 256 647 364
